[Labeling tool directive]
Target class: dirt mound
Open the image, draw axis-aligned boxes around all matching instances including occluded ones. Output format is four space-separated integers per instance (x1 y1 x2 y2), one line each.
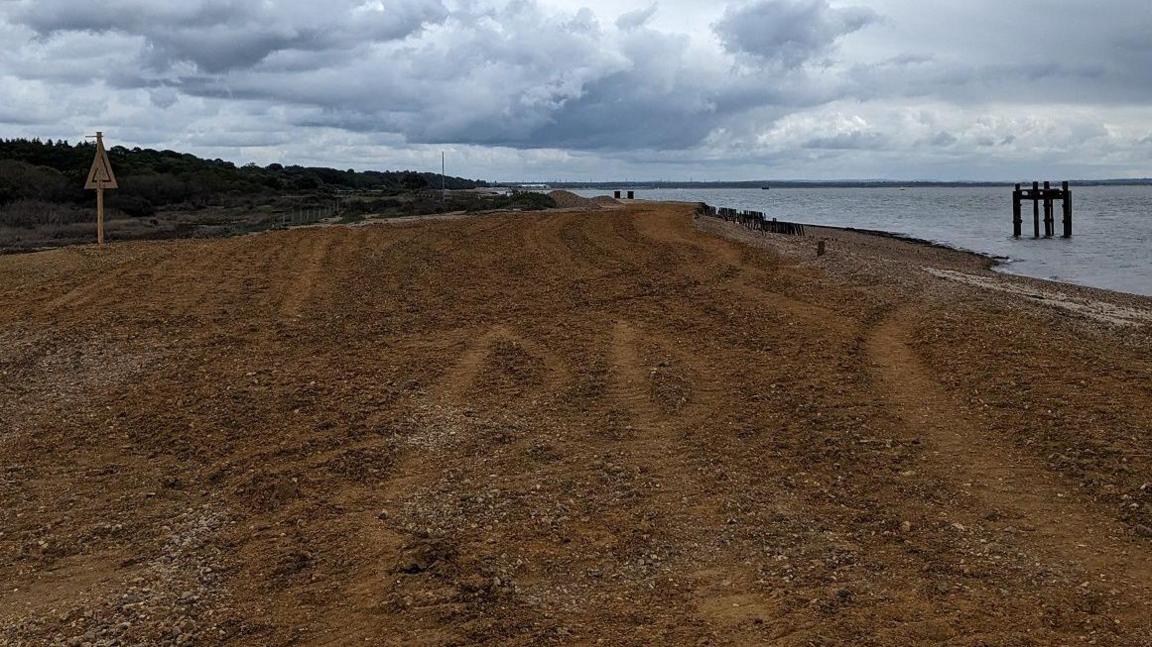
547 190 599 209
591 195 620 206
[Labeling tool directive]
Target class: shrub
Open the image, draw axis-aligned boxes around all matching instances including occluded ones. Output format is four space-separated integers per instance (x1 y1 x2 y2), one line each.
0 199 88 228
109 194 155 218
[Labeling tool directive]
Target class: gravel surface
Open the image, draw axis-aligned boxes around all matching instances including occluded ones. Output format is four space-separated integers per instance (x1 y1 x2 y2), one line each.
2 202 1150 645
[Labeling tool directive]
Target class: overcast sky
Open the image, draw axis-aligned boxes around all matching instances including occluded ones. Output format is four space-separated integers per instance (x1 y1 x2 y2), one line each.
1 0 1150 181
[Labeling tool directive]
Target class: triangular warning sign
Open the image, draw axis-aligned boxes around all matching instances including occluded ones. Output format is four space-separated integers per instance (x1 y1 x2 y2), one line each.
85 138 118 190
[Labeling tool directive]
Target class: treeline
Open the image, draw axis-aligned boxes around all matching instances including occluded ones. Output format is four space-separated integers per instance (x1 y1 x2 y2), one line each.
0 138 487 217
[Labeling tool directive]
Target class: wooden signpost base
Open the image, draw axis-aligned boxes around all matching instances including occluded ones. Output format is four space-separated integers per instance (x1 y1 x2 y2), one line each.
96 188 104 246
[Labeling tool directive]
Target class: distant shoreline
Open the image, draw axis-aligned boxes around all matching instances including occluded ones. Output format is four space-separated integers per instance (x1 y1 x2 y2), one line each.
695 203 1152 309
810 224 1007 264
538 179 1152 190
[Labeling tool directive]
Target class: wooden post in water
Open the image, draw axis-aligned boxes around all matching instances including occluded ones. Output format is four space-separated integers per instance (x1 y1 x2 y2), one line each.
1012 184 1022 237
1062 181 1072 238
1043 181 1054 237
1032 181 1040 238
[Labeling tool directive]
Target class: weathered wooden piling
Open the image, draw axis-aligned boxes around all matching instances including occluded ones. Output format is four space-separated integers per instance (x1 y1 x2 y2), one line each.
1062 181 1072 238
1043 181 1054 237
1013 184 1023 238
1013 181 1072 239
1032 181 1041 238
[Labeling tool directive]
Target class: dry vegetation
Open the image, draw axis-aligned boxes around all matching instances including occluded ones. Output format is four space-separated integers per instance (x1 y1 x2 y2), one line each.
1 203 1151 645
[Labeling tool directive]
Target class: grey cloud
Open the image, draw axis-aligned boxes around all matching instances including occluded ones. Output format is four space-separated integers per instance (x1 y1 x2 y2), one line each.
846 59 1152 106
841 0 1152 106
164 2 831 152
803 131 887 150
185 130 291 148
149 87 179 108
930 132 957 147
714 0 877 68
2 0 1151 181
0 108 50 126
12 0 449 73
616 4 658 31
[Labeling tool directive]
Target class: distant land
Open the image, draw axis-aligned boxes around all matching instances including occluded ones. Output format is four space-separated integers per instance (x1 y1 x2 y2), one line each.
0 138 552 253
536 179 1152 190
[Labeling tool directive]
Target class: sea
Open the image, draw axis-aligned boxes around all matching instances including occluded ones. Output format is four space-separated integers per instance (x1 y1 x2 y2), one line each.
572 186 1152 297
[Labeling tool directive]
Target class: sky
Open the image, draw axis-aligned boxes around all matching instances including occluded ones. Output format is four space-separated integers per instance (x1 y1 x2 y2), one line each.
1 0 1150 181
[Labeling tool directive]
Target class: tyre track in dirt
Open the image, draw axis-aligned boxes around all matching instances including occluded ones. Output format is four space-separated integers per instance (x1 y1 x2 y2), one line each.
278 230 337 320
866 306 1152 624
635 205 858 336
434 324 569 404
607 319 668 427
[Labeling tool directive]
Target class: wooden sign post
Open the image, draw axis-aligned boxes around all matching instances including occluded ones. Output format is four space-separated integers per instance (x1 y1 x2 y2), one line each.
84 132 118 246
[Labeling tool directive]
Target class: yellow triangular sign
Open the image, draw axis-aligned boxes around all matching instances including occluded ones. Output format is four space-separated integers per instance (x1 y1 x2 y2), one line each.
85 138 118 190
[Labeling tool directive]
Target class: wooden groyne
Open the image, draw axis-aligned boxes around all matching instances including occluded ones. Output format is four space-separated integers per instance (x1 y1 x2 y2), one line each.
696 203 807 236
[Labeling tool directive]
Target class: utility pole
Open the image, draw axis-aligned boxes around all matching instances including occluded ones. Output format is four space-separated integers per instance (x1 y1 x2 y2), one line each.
441 151 446 201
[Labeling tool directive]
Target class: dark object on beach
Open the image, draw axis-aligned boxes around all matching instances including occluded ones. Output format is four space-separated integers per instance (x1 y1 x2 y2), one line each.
614 190 622 199
696 203 806 236
762 186 770 190
817 240 826 257
1013 181 1072 239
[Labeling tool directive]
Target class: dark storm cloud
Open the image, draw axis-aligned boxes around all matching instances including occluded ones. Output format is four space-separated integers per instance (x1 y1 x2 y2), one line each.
2 0 861 152
714 0 876 68
12 0 449 72
157 2 833 151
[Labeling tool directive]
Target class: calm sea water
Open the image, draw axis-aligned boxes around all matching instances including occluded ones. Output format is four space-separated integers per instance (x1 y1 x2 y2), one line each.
574 186 1152 297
